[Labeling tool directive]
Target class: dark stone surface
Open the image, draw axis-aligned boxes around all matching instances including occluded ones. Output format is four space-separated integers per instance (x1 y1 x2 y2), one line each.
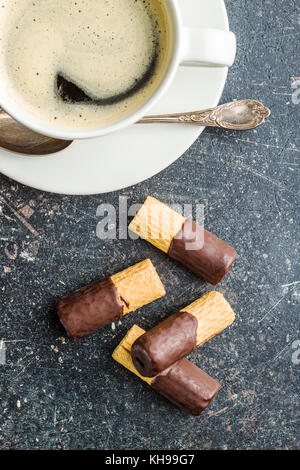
0 0 299 450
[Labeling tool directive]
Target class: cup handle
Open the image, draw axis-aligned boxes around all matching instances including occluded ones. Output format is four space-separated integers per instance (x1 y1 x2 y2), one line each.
181 27 236 67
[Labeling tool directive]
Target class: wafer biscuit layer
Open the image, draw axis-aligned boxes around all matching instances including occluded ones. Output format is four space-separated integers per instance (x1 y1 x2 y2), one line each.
128 197 185 254
112 258 165 315
112 325 153 385
184 291 235 346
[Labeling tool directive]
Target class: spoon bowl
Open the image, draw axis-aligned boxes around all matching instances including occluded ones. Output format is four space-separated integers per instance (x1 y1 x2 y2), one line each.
0 108 72 155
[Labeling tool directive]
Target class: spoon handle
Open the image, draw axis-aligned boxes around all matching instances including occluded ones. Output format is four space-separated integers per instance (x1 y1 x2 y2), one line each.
139 108 219 126
138 100 270 130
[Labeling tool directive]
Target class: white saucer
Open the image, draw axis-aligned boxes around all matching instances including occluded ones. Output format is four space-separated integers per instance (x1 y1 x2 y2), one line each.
0 0 230 195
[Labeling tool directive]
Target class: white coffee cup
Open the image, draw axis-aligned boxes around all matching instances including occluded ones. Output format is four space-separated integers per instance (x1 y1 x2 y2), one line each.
0 0 236 140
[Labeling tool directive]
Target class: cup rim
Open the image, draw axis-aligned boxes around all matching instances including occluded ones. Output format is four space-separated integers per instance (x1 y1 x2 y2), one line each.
0 0 183 140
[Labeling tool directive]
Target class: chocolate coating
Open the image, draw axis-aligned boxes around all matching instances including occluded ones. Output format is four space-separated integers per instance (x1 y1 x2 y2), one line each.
57 277 123 339
131 311 198 377
168 219 237 285
152 359 220 415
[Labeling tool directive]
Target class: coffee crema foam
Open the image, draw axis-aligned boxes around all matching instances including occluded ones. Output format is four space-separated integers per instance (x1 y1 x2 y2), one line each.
0 0 169 128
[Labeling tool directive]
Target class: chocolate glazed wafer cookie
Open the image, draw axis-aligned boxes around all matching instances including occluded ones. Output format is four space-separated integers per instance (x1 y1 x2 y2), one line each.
113 325 220 416
131 291 235 377
57 259 165 339
129 197 237 285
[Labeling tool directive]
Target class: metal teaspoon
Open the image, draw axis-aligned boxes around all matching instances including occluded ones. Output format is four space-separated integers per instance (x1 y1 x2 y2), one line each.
0 100 270 156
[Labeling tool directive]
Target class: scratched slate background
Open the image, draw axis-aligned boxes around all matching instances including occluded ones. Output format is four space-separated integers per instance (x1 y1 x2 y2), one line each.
0 0 299 450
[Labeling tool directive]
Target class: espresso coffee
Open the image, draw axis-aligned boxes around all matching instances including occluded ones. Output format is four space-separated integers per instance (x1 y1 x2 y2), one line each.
0 0 169 128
